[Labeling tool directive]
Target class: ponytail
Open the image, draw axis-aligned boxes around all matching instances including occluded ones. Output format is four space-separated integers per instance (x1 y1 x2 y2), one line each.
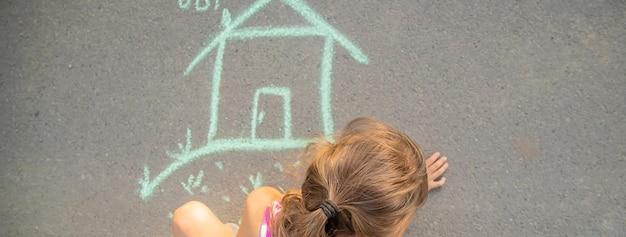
273 117 429 237
273 190 335 237
273 139 340 237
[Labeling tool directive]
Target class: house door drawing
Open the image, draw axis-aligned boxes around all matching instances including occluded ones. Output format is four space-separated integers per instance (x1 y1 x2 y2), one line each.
251 87 293 140
139 0 369 200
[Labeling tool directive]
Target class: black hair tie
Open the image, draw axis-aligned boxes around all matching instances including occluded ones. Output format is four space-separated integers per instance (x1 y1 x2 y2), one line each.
319 199 339 218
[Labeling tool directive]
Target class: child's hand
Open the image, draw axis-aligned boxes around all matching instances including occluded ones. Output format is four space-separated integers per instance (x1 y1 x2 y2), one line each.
426 152 448 191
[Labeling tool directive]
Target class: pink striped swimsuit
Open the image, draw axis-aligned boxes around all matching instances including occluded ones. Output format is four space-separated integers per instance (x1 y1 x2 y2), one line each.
259 200 282 237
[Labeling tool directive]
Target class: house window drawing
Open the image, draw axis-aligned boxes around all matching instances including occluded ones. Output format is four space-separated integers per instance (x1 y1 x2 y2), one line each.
139 0 369 200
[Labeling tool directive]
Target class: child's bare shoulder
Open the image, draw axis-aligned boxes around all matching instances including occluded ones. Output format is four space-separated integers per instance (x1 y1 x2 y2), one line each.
237 187 283 237
246 187 283 206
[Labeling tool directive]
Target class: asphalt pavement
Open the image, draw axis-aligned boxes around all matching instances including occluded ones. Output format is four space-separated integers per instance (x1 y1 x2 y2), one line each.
1 0 624 236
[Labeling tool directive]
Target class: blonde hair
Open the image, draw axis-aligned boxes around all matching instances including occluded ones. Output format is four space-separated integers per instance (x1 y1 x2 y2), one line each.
273 117 428 237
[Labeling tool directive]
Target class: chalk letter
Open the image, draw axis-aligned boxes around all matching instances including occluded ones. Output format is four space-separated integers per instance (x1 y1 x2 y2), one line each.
195 0 210 12
178 0 191 10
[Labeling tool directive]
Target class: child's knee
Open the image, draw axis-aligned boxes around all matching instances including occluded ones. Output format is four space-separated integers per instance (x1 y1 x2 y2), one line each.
173 201 214 228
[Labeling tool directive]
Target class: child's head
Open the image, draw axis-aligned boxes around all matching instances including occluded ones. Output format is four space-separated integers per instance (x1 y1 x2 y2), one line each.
275 117 428 237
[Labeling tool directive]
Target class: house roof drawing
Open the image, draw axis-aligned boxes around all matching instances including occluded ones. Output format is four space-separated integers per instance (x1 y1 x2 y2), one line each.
184 0 369 75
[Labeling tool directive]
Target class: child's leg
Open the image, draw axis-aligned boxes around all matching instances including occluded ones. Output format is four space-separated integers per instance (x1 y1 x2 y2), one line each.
172 201 236 237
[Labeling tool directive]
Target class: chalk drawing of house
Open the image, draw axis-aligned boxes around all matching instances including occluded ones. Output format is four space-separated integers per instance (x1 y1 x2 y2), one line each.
139 0 368 200
183 0 370 152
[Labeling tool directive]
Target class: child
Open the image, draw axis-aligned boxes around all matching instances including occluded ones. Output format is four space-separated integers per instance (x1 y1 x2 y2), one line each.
172 117 449 237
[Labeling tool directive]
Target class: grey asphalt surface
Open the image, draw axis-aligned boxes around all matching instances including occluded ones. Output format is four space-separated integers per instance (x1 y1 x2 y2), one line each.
1 0 625 236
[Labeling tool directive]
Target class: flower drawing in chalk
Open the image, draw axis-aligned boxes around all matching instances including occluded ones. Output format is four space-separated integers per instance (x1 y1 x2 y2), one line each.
240 172 263 195
181 170 209 195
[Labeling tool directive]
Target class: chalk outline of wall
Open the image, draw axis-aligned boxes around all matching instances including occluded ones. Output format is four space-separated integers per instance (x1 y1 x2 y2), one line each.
139 0 368 200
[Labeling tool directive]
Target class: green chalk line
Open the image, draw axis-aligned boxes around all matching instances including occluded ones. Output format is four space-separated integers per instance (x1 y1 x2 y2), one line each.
249 172 263 189
228 26 325 39
320 36 334 137
215 161 224 170
139 138 314 200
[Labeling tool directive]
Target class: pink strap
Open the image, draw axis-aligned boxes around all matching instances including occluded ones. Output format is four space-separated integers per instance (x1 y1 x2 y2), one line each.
260 206 272 237
260 201 282 237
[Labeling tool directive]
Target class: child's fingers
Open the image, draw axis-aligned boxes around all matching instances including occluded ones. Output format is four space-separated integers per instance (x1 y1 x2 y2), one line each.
429 156 448 172
429 177 446 190
426 152 441 166
426 153 449 191
430 161 448 180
